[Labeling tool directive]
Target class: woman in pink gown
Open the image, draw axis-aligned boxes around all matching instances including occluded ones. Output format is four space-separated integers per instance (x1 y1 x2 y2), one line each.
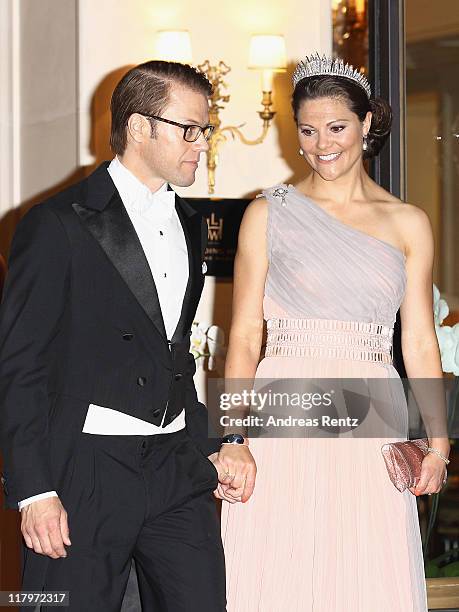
218 56 450 611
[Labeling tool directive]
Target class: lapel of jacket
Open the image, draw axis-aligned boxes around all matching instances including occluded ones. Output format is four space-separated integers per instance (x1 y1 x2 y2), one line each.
72 163 167 341
170 192 204 344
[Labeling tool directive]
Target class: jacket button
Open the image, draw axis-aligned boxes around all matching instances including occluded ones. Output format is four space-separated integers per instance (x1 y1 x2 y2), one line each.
152 408 161 418
137 377 147 386
174 373 183 381
122 332 134 341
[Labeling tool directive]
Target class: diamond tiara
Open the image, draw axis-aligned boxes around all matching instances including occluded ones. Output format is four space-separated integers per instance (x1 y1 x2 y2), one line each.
292 53 371 99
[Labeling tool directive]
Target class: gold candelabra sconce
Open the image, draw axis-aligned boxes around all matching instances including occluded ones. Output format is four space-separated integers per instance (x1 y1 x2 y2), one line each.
155 32 287 194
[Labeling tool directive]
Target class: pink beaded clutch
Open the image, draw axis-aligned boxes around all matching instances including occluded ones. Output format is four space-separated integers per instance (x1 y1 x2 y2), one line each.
381 438 429 492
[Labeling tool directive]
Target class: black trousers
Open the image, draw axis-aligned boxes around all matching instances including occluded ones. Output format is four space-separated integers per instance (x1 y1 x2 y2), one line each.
21 430 226 612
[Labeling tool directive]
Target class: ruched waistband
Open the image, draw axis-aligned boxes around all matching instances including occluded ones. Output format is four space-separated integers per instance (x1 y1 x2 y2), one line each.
265 318 393 363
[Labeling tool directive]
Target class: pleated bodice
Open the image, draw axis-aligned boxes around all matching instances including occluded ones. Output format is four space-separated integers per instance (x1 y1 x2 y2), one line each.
261 184 406 328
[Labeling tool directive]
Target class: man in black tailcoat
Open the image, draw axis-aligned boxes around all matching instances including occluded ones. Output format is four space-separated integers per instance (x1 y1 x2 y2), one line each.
0 60 256 611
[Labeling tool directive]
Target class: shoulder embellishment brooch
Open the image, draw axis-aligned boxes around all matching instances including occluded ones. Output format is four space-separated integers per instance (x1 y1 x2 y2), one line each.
272 186 289 207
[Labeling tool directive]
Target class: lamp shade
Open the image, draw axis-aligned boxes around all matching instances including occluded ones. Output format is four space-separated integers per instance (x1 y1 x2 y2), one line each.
248 35 287 71
155 30 192 63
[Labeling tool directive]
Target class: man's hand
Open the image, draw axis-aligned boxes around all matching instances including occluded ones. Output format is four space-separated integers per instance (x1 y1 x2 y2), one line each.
21 497 71 558
212 444 257 503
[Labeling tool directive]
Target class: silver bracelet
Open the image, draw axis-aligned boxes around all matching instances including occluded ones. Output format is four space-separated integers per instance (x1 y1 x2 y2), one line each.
427 447 450 465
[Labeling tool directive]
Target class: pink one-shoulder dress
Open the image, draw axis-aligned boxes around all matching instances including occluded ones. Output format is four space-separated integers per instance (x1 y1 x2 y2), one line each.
220 185 428 611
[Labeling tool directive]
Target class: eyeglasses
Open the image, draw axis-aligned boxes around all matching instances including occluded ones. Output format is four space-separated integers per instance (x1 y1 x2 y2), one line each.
139 114 214 142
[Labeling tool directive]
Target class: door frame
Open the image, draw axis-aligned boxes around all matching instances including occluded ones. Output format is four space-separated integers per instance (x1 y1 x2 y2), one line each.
368 0 406 200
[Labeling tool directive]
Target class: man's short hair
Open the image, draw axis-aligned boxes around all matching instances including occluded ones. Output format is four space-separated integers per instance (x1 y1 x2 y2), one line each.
110 60 212 155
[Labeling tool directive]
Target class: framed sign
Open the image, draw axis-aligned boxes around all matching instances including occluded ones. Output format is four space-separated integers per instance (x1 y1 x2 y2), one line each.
189 198 251 277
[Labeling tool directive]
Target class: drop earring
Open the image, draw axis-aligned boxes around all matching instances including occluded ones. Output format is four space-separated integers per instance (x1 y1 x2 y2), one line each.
299 148 304 156
362 135 368 151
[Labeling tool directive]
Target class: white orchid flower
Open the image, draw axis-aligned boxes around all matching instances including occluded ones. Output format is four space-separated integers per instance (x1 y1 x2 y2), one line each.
190 321 208 362
206 325 225 371
433 283 449 326
190 321 225 370
433 284 459 375
435 323 459 376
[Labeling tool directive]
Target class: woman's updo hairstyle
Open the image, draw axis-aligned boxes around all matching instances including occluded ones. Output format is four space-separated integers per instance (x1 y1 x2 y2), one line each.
292 75 392 159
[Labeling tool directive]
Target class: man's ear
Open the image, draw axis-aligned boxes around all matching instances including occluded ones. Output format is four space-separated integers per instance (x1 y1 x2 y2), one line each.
127 113 150 144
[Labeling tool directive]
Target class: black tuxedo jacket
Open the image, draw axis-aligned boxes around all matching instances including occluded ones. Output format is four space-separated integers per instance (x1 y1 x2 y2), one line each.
0 163 221 509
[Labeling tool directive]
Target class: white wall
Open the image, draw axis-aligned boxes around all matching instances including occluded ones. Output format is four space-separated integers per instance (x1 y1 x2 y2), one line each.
1 0 331 214
78 0 331 197
0 0 20 217
19 0 78 202
0 0 78 257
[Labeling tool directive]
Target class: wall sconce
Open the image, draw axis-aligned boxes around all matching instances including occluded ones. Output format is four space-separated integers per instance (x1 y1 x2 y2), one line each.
155 30 193 63
155 31 286 194
199 34 286 194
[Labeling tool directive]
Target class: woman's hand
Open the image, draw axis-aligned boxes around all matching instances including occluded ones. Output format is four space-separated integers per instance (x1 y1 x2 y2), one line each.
409 453 448 496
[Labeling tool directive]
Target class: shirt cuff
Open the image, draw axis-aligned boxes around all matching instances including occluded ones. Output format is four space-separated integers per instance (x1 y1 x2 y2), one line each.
18 491 58 511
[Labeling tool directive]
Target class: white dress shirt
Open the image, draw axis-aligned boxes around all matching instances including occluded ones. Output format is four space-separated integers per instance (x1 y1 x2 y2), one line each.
19 158 190 509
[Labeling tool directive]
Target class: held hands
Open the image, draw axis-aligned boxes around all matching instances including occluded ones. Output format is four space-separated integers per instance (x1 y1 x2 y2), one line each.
208 444 257 504
21 497 71 559
408 453 448 496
